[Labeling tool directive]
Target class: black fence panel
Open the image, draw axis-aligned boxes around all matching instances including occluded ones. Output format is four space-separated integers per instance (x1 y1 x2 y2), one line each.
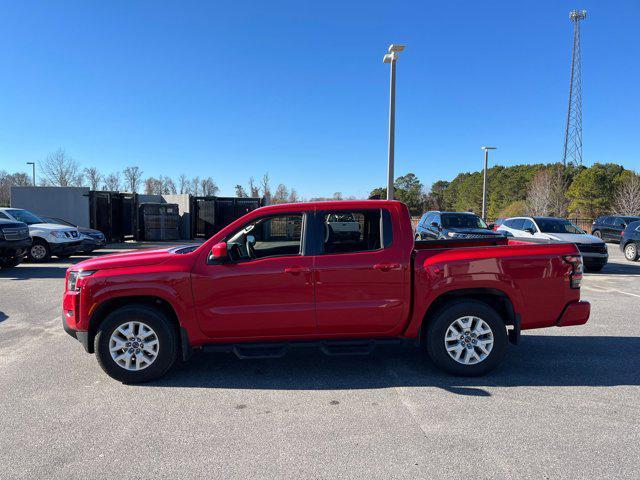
190 196 263 238
89 191 139 242
139 203 180 241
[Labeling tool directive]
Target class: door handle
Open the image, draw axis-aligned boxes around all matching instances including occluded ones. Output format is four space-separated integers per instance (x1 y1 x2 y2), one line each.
284 266 311 275
373 263 401 272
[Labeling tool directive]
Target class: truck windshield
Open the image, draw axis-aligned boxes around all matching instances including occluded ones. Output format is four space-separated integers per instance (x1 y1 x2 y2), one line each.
441 214 487 229
6 209 45 225
535 218 583 234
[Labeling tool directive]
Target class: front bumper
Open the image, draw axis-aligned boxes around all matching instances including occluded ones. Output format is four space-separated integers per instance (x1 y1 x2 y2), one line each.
0 237 32 253
50 241 82 255
62 315 91 352
557 301 590 327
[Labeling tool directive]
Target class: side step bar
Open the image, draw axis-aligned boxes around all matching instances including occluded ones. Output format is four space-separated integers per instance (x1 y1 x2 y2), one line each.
202 338 407 360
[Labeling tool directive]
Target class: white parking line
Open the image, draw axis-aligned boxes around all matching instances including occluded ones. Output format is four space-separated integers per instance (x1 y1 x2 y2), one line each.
617 290 640 298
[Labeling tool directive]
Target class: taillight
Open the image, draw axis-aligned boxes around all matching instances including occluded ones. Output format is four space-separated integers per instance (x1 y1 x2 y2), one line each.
563 255 583 289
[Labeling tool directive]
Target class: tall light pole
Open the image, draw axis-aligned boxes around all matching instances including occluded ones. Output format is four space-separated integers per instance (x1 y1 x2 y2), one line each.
383 44 405 200
480 146 496 220
26 162 35 186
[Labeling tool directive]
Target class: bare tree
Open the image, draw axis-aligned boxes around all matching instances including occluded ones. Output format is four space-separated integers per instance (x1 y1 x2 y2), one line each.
40 148 82 186
235 185 248 197
161 176 177 195
548 168 569 217
272 184 289 204
144 177 161 195
260 173 271 200
0 171 31 206
289 188 299 203
84 167 102 190
191 176 200 196
123 166 143 193
332 192 343 200
103 172 121 191
248 177 260 197
526 170 552 216
200 177 219 196
178 174 189 194
613 173 640 216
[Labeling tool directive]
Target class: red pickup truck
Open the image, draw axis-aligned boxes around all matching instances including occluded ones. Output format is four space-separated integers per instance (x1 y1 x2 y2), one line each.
62 200 590 383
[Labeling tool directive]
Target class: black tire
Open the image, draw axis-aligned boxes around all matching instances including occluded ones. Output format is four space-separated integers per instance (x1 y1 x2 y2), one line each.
584 264 604 273
94 305 177 383
0 256 22 269
425 299 508 376
624 243 639 262
57 254 72 260
27 239 51 262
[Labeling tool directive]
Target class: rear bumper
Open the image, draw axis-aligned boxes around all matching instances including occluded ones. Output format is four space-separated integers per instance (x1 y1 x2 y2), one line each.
582 253 608 267
557 301 590 327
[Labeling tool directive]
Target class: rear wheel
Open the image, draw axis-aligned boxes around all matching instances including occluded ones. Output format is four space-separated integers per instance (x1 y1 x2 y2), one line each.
624 243 639 262
27 240 51 262
94 305 177 383
593 230 602 239
425 300 507 376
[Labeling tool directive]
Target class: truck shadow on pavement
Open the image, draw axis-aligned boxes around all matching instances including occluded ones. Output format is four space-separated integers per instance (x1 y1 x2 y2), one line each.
598 261 640 276
148 334 640 395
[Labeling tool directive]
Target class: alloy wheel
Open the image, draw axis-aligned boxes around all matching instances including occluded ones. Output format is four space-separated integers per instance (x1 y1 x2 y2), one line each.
444 316 494 365
30 244 47 260
625 243 638 261
109 321 160 371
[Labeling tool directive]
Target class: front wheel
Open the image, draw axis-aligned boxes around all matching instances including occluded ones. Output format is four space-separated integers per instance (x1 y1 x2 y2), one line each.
0 255 22 269
27 240 51 262
624 243 639 262
593 230 602 240
94 305 177 383
425 300 507 376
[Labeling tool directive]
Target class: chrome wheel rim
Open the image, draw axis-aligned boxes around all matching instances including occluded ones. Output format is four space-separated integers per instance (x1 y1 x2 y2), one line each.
444 316 494 365
109 321 159 371
625 244 637 260
31 244 47 260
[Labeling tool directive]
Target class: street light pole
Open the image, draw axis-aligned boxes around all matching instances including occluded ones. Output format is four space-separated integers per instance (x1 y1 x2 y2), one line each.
383 44 405 200
480 147 496 220
26 162 35 186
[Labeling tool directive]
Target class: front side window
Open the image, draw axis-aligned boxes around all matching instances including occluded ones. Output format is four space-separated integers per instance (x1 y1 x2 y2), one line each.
510 219 525 230
535 218 582 234
522 219 537 232
322 210 382 254
225 214 303 261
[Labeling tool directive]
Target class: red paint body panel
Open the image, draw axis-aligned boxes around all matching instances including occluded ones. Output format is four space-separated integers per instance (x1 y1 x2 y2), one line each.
62 200 589 351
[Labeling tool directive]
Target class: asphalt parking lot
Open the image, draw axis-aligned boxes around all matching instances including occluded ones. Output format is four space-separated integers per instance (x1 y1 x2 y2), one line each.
1 245 639 479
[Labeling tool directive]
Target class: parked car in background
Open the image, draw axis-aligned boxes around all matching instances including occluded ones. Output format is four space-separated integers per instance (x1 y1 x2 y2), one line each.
0 218 31 269
415 211 504 240
40 216 106 254
591 215 640 243
0 208 82 262
63 200 590 383
497 216 608 272
620 220 640 262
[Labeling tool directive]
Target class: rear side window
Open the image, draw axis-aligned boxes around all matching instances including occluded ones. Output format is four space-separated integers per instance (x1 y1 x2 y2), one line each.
0 212 10 220
603 217 614 225
522 219 536 231
322 210 383 254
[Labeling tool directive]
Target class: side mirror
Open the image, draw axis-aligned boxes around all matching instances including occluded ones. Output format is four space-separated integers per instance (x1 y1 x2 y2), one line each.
488 223 496 230
524 228 535 235
430 221 439 229
210 242 228 262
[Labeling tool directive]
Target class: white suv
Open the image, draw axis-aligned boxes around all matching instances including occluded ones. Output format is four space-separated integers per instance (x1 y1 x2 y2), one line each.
0 208 82 262
497 216 608 272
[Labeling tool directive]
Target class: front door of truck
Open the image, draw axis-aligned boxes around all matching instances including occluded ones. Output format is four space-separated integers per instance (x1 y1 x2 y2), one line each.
312 208 409 335
191 212 316 339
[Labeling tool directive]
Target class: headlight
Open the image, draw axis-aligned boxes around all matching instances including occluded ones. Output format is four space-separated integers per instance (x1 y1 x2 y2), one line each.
50 231 63 238
67 270 96 291
447 232 464 238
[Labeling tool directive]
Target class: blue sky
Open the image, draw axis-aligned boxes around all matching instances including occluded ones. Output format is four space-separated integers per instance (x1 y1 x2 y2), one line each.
1 0 638 198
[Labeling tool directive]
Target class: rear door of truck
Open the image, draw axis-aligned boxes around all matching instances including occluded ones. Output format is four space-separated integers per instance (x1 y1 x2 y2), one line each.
312 205 410 335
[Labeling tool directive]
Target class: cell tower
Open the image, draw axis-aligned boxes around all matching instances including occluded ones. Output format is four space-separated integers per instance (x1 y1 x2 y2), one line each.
562 9 587 167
